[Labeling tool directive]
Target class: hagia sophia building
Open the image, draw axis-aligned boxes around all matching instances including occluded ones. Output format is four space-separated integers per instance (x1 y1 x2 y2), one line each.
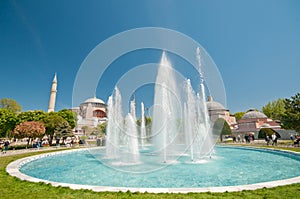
48 74 294 139
47 74 107 135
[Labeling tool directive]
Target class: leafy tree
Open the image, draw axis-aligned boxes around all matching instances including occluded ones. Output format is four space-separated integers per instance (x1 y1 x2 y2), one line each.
54 121 73 139
81 126 89 135
282 93 300 132
90 123 106 138
57 109 77 129
13 121 45 139
43 112 68 142
0 98 22 113
17 110 46 123
212 118 232 141
0 108 19 137
262 98 286 121
234 112 245 121
258 128 281 139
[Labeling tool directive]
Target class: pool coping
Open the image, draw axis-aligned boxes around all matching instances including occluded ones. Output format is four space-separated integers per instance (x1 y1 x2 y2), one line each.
6 146 300 193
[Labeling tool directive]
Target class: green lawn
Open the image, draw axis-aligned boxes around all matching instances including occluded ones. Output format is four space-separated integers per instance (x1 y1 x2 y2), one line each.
1 147 300 199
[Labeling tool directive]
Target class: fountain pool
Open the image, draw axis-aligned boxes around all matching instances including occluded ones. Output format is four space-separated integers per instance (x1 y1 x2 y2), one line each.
7 146 300 192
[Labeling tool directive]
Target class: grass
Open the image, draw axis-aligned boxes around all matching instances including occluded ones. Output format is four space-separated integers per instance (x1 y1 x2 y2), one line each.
1 146 300 199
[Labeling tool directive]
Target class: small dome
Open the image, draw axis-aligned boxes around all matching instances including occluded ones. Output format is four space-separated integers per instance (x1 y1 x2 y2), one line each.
206 96 226 110
207 101 226 110
206 96 226 111
84 97 105 104
242 109 267 119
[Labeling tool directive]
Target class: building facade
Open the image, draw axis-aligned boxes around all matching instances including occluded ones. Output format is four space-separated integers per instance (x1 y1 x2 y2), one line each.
206 96 236 127
73 96 107 133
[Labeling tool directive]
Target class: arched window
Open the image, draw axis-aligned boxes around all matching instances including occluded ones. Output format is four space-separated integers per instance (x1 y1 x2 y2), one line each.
93 109 107 118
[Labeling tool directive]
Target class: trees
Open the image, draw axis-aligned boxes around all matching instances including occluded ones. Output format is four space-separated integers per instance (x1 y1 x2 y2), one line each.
17 110 46 123
0 108 19 137
262 98 286 121
234 112 245 121
43 112 69 142
57 109 77 129
258 128 281 139
90 122 107 138
13 121 45 139
212 118 232 141
0 98 22 113
282 93 300 132
54 121 73 139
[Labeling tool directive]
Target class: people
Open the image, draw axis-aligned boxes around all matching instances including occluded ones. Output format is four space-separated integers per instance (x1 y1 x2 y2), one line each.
290 134 294 141
232 136 236 143
237 134 241 143
4 139 10 153
0 140 4 153
272 133 277 146
265 135 270 145
294 136 300 147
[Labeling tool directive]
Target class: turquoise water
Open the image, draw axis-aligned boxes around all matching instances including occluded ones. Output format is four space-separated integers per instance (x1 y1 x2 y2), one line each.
20 146 300 188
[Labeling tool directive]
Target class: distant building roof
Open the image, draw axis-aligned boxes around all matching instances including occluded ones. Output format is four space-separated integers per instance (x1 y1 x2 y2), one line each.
84 96 105 104
206 96 226 111
241 109 267 119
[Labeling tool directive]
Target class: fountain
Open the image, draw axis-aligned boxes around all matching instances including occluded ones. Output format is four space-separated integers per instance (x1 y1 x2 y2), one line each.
105 49 214 164
140 102 146 148
105 88 140 164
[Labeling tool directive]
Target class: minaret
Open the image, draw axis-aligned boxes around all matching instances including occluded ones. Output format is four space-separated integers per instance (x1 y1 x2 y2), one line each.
48 73 57 112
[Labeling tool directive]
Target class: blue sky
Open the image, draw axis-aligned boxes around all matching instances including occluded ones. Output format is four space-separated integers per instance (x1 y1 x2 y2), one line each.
1 0 300 114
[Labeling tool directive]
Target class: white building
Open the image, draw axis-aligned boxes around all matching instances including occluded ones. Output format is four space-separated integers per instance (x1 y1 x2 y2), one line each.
73 96 107 133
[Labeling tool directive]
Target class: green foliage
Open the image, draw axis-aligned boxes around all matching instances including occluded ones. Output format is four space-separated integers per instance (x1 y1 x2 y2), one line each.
13 121 45 139
213 118 232 135
0 98 22 113
17 110 46 123
234 112 245 121
136 117 152 126
282 93 300 132
262 98 286 121
258 128 281 139
212 118 232 141
54 121 73 139
92 122 107 137
0 108 19 137
43 112 68 137
57 109 77 129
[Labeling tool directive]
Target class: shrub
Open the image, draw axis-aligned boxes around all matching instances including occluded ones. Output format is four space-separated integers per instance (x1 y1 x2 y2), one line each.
258 128 281 139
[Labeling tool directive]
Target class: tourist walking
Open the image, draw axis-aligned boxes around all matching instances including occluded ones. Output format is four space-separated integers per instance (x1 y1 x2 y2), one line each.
272 133 277 146
4 140 10 154
265 135 270 145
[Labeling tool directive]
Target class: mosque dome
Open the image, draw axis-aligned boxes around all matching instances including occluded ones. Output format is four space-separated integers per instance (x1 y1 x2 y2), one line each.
84 96 105 104
206 96 226 111
241 109 267 119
